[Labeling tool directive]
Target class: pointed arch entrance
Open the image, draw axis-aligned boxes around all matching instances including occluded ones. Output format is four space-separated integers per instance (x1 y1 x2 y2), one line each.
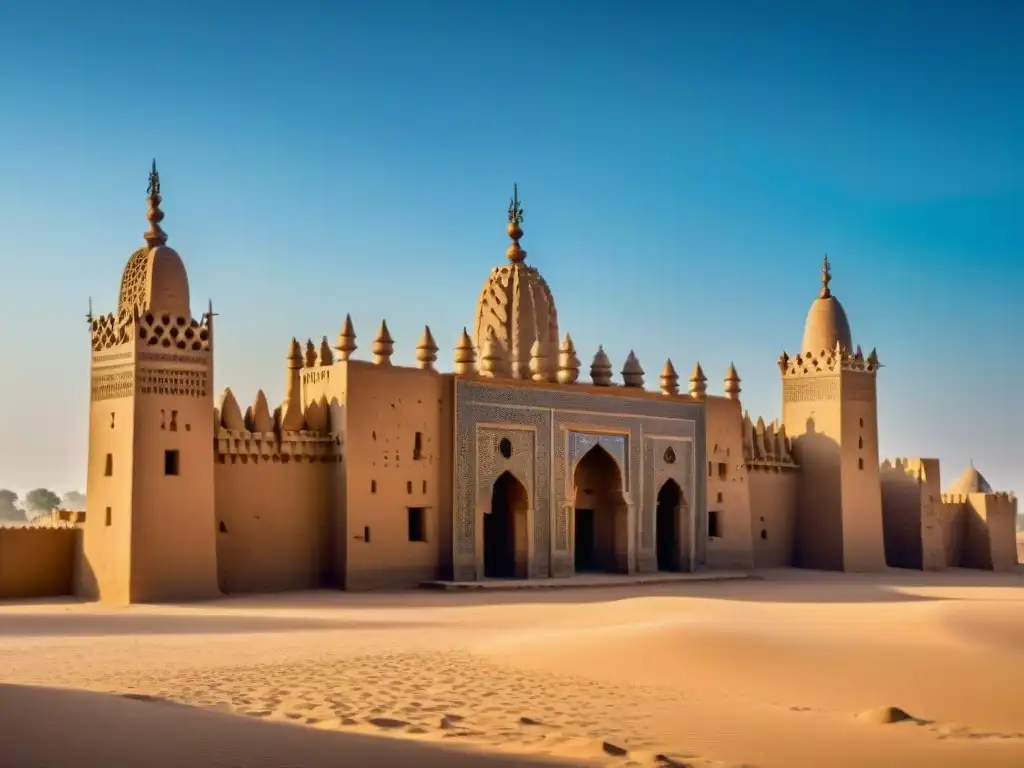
484 471 529 578
572 445 628 573
656 479 684 571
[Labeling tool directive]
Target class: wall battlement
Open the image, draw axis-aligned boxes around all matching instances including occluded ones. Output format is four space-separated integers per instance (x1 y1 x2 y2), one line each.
90 309 213 353
778 344 879 378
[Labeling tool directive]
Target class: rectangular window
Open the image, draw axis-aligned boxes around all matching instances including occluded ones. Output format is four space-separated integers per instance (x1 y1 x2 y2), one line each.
406 481 413 494
413 432 423 460
363 525 371 543
407 507 427 542
717 462 728 481
708 510 722 538
371 480 377 493
858 457 864 470
104 454 113 477
105 507 112 527
708 461 713 477
164 449 180 476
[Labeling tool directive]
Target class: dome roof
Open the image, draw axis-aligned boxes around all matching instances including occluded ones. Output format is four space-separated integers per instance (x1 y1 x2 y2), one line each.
801 256 853 354
946 462 994 496
118 244 191 320
473 186 559 378
117 161 191 321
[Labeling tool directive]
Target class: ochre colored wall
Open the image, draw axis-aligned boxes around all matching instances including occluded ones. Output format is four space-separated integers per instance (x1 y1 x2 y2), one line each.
80 381 136 603
937 499 966 568
342 361 449 590
962 493 1018 572
784 374 844 570
214 455 334 593
704 396 754 568
748 470 799 568
0 527 77 599
129 358 221 603
837 372 886 571
879 460 926 569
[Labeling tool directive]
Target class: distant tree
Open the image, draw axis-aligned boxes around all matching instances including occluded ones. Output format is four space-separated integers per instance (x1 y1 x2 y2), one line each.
61 490 86 509
0 489 25 522
23 488 61 515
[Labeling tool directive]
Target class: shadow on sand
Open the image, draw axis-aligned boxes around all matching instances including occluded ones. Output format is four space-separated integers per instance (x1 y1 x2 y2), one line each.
0 684 579 768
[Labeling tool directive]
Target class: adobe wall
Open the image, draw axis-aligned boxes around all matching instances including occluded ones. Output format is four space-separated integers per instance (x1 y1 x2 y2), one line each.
937 499 966 568
342 361 449 590
0 527 78 599
962 493 1019 572
879 459 925 569
748 469 799 568
214 448 336 594
704 396 754 569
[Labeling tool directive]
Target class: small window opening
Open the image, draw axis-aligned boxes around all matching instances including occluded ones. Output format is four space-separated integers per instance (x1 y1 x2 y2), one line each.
218 521 228 533
164 449 180 476
104 454 113 476
708 510 722 538
708 461 713 477
716 492 723 503
169 410 178 432
717 462 727 481
499 437 513 459
859 417 864 427
105 507 112 527
422 480 427 494
363 525 371 543
406 481 413 494
858 458 864 470
407 507 427 542
371 480 377 493
413 432 423 460
760 529 768 540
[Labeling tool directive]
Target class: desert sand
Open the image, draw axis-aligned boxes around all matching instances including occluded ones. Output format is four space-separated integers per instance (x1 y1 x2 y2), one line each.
1 568 1023 768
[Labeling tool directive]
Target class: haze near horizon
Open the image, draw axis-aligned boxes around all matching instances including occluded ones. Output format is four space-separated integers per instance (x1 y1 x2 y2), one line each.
0 0 1020 496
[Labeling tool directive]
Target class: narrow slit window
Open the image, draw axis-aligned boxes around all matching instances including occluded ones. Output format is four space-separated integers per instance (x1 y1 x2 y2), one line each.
413 432 423 460
164 449 180 476
407 507 426 542
104 454 113 477
708 510 722 538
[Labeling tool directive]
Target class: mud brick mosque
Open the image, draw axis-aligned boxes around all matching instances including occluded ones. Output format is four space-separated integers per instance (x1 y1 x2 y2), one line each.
28 163 1009 604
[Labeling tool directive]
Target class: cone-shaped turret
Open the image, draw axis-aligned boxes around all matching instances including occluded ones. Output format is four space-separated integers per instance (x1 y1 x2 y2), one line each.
724 363 741 400
621 351 645 388
280 339 306 431
453 328 476 375
251 390 274 433
659 359 679 396
416 326 438 370
529 339 551 382
317 337 334 366
590 346 613 387
480 327 509 378
371 320 394 365
334 314 357 360
143 159 168 248
556 333 580 385
688 362 707 399
777 351 790 374
305 395 329 433
304 339 317 368
218 388 245 430
742 411 754 458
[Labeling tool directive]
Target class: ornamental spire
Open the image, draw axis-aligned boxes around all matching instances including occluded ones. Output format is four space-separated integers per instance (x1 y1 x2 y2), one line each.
506 183 527 264
820 254 832 299
144 159 168 248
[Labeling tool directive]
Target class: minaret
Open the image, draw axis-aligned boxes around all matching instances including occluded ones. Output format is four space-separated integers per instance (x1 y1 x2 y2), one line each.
81 161 220 603
783 257 885 572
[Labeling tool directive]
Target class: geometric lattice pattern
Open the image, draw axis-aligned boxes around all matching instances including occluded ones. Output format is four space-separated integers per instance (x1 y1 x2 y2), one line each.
137 368 208 398
90 367 135 401
118 246 150 321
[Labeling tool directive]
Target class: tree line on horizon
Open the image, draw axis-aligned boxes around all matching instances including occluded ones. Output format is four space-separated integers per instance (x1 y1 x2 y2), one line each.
0 489 85 523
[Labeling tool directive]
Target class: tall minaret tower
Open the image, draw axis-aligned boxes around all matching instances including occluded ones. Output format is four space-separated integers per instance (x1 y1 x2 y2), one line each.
81 162 221 603
780 257 886 571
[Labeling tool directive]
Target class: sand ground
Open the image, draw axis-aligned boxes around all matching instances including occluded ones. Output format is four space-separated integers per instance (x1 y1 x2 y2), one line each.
1 567 1023 768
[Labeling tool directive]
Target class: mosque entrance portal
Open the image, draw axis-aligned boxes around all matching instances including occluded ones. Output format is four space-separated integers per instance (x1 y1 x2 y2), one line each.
484 472 529 578
656 479 683 571
572 445 628 573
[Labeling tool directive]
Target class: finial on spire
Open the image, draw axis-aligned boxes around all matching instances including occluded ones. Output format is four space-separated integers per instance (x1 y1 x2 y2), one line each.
86 296 93 325
820 254 832 298
144 159 168 248
506 183 527 264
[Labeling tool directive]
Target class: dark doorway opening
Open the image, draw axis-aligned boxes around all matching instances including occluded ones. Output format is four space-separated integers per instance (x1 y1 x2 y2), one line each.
656 479 682 571
572 445 627 574
484 471 528 578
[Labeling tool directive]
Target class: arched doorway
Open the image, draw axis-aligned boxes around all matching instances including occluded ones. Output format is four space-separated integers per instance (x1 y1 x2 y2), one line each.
484 471 529 578
656 479 682 571
572 445 628 573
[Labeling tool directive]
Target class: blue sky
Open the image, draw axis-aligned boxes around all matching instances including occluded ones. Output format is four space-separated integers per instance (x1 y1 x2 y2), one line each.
0 0 1020 498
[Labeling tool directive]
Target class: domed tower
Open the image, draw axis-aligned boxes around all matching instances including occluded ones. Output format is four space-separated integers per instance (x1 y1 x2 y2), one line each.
81 161 220 603
780 256 885 572
473 185 559 380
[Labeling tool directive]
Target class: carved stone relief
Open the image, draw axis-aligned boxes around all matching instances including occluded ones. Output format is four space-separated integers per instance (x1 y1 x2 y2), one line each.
455 380 707 582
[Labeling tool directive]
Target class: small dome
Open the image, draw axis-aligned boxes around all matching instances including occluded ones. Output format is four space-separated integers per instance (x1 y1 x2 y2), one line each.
946 463 994 496
801 256 853 354
117 244 191 321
